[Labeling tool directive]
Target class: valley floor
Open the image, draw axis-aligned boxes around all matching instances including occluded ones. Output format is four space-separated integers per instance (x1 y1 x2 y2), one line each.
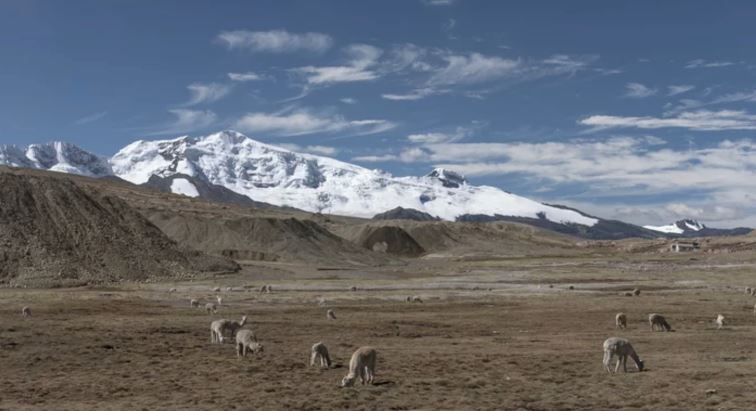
3 257 756 410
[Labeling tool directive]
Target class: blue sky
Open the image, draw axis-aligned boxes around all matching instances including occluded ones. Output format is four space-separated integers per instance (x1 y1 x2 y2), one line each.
2 0 756 227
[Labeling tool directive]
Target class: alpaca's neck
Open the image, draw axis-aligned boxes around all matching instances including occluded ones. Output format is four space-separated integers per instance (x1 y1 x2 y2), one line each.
629 349 642 368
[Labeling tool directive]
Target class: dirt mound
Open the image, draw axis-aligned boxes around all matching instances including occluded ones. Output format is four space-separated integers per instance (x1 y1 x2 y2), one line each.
0 170 237 287
372 207 439 222
145 212 392 265
355 226 425 257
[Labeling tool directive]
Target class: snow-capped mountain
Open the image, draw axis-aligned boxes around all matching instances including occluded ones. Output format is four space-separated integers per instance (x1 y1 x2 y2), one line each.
644 219 705 235
0 141 111 177
109 130 598 225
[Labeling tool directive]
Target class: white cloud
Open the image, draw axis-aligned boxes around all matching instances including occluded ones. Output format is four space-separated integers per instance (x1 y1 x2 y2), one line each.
228 72 263 82
149 109 218 135
422 0 455 5
685 59 735 69
351 154 399 162
667 85 695 96
624 82 657 98
580 110 756 131
185 82 232 105
233 108 395 137
407 126 473 144
216 30 332 53
278 144 339 156
382 88 441 101
73 111 107 125
429 53 521 86
292 44 382 85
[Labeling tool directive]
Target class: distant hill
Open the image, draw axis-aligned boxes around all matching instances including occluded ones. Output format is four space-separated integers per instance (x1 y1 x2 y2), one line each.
373 207 440 222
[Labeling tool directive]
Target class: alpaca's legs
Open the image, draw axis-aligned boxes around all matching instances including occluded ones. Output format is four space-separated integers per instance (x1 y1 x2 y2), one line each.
603 351 612 373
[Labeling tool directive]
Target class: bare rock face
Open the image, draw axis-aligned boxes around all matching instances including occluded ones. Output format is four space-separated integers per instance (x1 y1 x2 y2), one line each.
0 169 237 287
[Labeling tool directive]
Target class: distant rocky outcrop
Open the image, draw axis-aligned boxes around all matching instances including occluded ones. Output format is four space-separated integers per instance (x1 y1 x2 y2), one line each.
372 207 440 222
141 174 275 208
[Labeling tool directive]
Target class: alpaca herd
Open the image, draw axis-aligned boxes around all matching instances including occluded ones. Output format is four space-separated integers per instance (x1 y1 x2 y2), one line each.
15 281 750 387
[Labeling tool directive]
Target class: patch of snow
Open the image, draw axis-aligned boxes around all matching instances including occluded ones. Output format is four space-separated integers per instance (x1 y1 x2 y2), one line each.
170 178 200 197
644 224 684 234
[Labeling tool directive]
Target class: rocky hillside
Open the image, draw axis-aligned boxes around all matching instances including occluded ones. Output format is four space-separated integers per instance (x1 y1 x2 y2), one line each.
0 167 237 287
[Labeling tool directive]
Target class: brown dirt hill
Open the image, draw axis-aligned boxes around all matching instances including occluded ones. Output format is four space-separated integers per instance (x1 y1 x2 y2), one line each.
354 225 426 257
0 167 238 287
144 211 395 266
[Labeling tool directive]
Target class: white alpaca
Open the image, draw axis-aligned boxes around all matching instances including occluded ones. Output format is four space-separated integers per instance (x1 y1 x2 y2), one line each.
235 329 263 358
649 313 672 331
205 303 217 314
316 297 327 306
615 313 627 329
168 288 177 293
341 347 377 387
310 342 332 368
327 309 337 320
21 306 31 317
190 298 200 308
715 314 725 329
603 337 644 373
210 315 248 344
216 295 223 306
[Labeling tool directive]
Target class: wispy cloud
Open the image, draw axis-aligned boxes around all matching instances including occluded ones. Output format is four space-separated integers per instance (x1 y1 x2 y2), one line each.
233 107 395 137
580 110 756 131
340 98 357 104
228 72 263 82
185 82 232 106
291 44 382 85
685 59 735 69
667 84 695 96
624 82 657 98
406 125 475 144
382 88 441 101
73 111 107 125
428 53 521 86
216 29 332 53
421 0 455 5
149 109 218 135
278 143 339 156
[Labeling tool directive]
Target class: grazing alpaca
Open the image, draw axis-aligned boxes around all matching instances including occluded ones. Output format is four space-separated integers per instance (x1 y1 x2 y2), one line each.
235 329 263 358
213 286 221 292
310 342 332 368
168 288 177 293
603 337 644 373
615 313 627 329
341 347 377 387
190 299 200 308
21 306 31 317
648 313 672 332
632 288 641 296
205 303 217 314
259 285 267 293
210 315 248 344
715 314 725 329
412 296 423 303
327 309 337 320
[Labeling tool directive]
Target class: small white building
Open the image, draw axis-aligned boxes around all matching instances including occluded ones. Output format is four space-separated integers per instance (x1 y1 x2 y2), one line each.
670 241 700 252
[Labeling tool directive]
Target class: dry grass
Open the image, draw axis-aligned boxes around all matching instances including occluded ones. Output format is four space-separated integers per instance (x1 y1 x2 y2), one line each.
3 279 756 410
